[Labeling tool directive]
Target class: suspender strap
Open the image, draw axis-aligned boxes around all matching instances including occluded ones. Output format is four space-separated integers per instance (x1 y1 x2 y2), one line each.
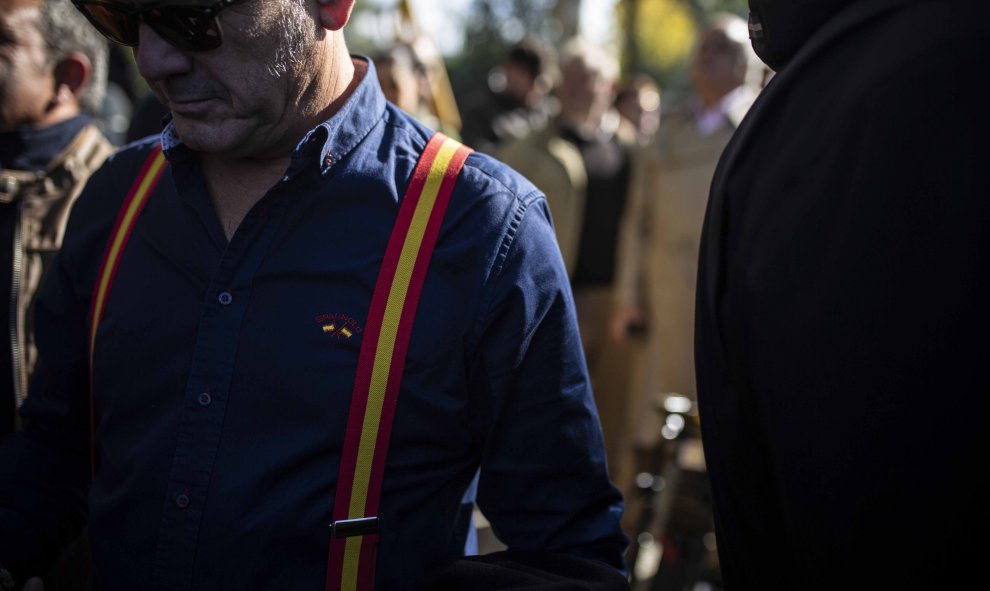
82 135 472 587
326 133 473 591
88 145 167 477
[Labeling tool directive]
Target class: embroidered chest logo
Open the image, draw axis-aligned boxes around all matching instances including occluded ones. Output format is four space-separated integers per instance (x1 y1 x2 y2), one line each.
315 313 363 340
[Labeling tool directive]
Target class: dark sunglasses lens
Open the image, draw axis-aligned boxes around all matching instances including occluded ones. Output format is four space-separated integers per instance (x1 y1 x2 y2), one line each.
78 3 139 46
146 6 222 51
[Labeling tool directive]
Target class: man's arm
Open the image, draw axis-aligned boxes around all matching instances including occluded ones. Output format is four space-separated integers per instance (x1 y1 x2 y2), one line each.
467 193 626 570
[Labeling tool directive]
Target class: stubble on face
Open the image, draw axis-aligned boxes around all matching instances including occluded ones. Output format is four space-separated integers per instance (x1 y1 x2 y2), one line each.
263 0 315 78
160 0 323 158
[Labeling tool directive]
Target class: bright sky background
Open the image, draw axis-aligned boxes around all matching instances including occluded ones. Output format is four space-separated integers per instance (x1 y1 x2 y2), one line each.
407 0 618 55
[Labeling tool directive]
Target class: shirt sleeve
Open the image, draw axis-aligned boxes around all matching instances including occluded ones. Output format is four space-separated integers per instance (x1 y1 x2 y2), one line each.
467 192 627 571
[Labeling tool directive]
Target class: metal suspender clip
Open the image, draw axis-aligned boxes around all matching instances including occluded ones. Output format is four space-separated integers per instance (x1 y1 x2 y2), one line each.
330 516 379 539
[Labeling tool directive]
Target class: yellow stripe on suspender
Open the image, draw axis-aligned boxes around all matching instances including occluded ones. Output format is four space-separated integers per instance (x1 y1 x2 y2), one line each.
89 149 166 367
88 146 166 480
339 137 462 590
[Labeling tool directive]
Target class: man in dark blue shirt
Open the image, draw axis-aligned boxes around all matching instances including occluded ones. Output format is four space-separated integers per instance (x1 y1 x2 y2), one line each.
0 1 626 589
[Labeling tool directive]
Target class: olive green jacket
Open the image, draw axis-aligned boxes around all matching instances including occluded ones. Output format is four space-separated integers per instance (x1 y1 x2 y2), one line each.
0 124 113 417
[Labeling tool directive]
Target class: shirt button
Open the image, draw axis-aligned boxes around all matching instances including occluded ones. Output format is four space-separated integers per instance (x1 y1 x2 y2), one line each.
197 392 212 407
175 494 190 509
218 291 233 306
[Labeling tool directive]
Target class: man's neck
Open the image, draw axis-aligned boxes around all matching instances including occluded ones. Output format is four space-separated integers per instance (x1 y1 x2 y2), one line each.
200 153 292 241
197 51 367 241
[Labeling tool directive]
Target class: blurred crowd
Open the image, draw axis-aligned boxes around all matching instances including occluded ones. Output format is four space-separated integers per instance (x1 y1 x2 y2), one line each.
9 1 985 590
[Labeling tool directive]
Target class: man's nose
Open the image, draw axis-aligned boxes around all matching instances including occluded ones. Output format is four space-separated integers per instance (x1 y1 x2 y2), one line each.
133 24 193 82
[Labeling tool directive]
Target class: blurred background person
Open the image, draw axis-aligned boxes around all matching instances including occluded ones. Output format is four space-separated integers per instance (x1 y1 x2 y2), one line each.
376 43 440 128
0 1 111 588
612 11 759 455
0 0 113 437
460 37 558 154
498 38 634 473
402 33 463 138
610 12 761 586
613 73 661 148
375 39 463 138
86 45 133 146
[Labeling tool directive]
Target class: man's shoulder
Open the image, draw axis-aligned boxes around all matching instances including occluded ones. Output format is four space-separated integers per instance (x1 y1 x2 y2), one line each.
70 136 160 210
59 123 115 175
462 148 544 206
60 137 163 252
383 105 545 211
101 135 163 171
93 136 161 188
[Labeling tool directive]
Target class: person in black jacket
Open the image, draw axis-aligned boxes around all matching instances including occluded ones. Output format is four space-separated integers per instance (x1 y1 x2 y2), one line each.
696 0 990 587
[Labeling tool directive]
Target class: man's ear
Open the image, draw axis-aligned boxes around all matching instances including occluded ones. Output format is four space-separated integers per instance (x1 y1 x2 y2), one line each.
53 52 91 103
317 0 356 31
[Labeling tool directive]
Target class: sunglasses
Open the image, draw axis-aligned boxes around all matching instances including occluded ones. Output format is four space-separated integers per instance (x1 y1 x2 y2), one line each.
72 0 247 52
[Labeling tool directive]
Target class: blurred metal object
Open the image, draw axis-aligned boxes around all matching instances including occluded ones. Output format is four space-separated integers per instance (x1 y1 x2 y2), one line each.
396 0 463 135
663 395 692 415
627 392 720 591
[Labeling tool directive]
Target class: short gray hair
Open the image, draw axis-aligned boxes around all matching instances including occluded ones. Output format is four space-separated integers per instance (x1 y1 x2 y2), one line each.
38 0 109 115
266 0 316 78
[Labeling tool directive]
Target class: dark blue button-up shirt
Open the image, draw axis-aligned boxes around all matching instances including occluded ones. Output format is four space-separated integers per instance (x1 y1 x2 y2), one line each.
0 60 625 590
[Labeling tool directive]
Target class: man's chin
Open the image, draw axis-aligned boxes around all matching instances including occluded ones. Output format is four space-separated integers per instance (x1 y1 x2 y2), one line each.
168 116 294 159
169 119 246 155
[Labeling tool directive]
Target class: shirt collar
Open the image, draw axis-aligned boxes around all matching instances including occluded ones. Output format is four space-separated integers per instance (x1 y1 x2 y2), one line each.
0 115 90 172
692 85 757 136
159 56 387 176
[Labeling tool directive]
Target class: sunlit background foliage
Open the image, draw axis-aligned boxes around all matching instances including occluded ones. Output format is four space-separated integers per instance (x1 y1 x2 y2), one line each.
347 0 750 97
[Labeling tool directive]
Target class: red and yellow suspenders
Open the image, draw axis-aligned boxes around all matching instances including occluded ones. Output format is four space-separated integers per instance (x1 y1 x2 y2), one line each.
325 133 472 591
87 133 473 591
88 144 167 477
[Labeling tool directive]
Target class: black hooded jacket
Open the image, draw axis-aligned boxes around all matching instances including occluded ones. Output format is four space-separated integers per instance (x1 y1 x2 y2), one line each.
697 0 990 587
747 0 858 70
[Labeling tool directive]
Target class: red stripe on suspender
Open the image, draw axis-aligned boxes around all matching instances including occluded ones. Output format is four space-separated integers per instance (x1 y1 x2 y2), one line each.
326 133 473 591
356 142 471 591
364 143 472 519
331 135 446 529
88 144 166 478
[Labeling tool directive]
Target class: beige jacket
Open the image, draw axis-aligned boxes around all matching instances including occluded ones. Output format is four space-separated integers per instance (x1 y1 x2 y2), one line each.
0 124 113 411
613 88 757 401
497 126 587 276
